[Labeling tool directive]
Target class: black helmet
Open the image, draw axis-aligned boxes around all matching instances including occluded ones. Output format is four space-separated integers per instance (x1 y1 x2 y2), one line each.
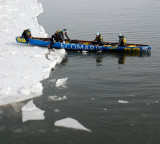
27 29 31 32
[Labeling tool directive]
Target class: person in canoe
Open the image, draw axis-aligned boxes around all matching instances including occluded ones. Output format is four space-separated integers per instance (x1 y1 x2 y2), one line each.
47 29 70 48
92 32 103 46
22 29 32 43
118 33 126 47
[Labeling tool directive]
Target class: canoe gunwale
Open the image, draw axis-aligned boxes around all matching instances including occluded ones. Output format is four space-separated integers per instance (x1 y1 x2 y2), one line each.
32 37 150 47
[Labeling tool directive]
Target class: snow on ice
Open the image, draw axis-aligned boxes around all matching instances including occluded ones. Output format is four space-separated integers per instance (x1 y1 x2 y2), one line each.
0 0 66 106
54 117 92 132
55 77 68 89
21 100 45 122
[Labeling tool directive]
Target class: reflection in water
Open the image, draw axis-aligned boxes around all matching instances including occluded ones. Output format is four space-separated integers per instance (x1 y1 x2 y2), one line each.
96 53 103 66
61 50 151 65
118 56 126 64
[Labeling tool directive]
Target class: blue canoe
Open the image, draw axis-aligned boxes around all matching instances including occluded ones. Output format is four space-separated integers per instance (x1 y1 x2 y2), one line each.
16 37 151 52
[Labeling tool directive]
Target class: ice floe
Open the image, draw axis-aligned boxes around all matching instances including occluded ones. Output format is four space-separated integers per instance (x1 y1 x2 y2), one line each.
21 100 45 122
118 100 129 104
54 109 61 113
54 117 92 132
82 50 88 54
0 0 66 106
104 108 107 111
48 95 67 101
56 77 68 89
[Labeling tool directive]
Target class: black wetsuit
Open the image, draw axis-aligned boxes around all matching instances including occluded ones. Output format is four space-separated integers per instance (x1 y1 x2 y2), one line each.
118 36 126 47
22 30 31 43
49 31 70 48
52 30 70 42
94 34 103 46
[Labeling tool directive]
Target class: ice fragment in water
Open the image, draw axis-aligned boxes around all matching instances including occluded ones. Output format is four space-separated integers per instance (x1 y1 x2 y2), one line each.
48 96 67 101
54 117 92 132
21 100 45 122
54 109 61 113
56 77 68 89
118 100 129 104
82 50 88 55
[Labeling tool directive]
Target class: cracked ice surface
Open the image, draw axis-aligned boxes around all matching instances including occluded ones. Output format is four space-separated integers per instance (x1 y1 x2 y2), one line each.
0 0 66 106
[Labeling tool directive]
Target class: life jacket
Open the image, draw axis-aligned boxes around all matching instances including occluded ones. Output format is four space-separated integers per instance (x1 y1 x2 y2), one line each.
56 30 61 34
27 32 31 37
123 37 126 44
22 30 31 38
55 30 63 39
95 35 103 42
100 35 103 42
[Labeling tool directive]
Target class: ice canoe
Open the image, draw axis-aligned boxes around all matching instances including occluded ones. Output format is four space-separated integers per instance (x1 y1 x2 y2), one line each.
16 37 151 52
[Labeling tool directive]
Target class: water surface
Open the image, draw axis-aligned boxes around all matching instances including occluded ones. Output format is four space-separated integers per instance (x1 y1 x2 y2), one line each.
1 0 160 143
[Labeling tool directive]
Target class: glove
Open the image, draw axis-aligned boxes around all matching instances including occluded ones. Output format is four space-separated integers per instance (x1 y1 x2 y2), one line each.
63 41 65 44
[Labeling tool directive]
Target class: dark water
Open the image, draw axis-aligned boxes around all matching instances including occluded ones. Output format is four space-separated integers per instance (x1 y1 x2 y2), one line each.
1 0 160 144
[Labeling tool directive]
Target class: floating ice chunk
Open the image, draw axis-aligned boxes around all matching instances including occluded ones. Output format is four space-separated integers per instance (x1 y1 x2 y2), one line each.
104 108 107 111
48 95 67 101
56 77 68 89
91 98 95 100
49 79 56 83
97 50 102 53
54 117 92 132
118 100 129 104
54 109 60 113
21 100 45 122
30 83 43 94
82 50 88 54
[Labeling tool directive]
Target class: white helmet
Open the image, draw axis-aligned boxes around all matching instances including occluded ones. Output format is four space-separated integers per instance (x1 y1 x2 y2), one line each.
96 32 99 35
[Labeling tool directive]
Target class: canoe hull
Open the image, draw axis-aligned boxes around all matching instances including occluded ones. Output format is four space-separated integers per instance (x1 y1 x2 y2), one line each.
16 37 151 52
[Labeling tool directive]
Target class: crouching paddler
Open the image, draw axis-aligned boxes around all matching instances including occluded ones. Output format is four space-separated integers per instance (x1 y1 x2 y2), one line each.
118 33 126 47
22 29 32 43
47 29 70 49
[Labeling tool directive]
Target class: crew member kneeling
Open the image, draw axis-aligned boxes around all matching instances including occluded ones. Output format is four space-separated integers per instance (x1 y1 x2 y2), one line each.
118 33 126 47
93 32 103 46
22 29 32 43
48 29 70 48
